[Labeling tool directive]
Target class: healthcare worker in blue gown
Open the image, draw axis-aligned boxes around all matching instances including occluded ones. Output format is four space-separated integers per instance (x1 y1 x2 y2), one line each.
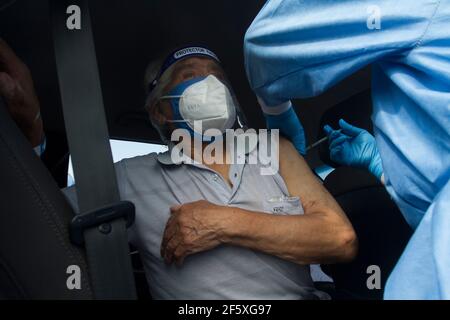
244 0 450 299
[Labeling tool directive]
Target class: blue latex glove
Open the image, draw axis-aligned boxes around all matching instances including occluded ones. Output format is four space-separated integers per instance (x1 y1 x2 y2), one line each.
265 107 306 155
323 119 383 180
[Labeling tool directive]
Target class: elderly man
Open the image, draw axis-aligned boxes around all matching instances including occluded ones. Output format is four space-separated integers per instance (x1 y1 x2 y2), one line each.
0 40 356 299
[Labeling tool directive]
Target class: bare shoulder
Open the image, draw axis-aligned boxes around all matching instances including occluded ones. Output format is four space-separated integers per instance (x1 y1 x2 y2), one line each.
278 136 293 151
278 136 308 169
277 136 322 196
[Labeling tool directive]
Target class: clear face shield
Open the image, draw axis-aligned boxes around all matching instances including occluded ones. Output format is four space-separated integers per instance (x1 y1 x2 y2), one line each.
146 46 250 151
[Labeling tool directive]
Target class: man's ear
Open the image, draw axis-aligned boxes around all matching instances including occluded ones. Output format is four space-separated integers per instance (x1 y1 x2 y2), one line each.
149 100 167 125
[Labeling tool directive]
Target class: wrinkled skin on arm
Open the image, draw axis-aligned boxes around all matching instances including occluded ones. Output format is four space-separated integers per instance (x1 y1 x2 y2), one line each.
161 137 357 266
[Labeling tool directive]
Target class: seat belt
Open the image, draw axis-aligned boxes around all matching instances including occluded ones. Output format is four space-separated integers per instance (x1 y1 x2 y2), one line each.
49 0 137 299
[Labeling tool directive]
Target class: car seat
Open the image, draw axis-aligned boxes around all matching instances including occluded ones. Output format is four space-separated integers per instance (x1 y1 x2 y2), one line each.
0 99 93 299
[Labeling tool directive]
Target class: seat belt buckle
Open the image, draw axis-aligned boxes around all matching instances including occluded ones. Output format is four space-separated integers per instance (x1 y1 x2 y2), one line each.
70 201 135 246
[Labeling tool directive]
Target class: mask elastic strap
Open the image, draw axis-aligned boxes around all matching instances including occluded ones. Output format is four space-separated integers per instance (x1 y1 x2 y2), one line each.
160 93 208 100
166 119 188 123
166 115 229 124
160 95 182 100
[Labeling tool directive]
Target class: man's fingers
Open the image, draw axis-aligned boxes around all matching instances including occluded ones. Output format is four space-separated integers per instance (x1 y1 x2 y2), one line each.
161 205 183 261
0 73 28 116
0 72 16 101
0 38 22 73
163 237 181 265
174 247 188 267
170 204 182 213
161 228 178 257
161 221 178 257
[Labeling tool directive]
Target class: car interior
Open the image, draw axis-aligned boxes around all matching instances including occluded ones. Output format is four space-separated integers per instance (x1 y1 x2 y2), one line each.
0 0 413 300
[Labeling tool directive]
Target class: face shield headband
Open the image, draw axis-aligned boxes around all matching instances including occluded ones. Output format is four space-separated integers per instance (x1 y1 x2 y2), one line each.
147 46 221 94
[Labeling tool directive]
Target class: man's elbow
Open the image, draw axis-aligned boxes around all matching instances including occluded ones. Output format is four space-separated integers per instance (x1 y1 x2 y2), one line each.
335 227 358 263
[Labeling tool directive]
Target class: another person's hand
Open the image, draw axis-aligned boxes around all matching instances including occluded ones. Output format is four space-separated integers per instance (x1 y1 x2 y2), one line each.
264 105 306 156
160 200 230 266
0 39 43 147
324 119 383 180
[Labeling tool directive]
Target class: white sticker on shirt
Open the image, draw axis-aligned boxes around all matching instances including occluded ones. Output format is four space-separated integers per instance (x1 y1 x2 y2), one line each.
264 196 304 215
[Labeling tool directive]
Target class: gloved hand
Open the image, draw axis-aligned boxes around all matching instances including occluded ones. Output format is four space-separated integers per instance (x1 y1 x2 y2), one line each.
323 119 383 180
265 107 306 155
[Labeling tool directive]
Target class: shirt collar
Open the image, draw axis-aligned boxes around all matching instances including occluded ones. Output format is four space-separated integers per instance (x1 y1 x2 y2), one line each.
157 132 258 166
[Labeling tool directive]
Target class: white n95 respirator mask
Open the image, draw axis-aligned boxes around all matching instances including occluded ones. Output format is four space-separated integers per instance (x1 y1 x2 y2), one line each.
159 75 237 141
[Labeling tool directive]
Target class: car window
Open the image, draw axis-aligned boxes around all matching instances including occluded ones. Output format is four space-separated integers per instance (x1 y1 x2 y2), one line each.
67 139 168 187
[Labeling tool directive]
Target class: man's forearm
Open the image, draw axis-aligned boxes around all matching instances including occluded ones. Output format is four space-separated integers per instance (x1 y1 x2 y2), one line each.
220 206 357 265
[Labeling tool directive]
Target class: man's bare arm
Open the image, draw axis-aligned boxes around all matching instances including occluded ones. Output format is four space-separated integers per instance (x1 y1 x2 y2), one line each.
161 138 357 266
219 138 358 265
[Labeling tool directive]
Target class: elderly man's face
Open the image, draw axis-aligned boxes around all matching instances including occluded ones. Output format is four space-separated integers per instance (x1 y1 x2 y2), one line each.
155 57 229 124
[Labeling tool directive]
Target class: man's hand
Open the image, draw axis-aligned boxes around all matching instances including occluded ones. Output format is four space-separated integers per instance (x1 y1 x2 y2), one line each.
160 200 230 266
0 38 43 147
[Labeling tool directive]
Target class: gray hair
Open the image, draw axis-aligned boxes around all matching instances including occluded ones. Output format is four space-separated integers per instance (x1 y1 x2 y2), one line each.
144 55 176 143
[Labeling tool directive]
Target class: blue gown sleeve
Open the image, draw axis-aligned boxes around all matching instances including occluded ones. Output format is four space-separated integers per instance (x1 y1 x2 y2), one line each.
384 180 450 299
244 0 438 107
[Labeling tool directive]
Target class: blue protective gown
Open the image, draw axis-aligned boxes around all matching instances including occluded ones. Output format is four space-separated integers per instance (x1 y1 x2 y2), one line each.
244 0 450 299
